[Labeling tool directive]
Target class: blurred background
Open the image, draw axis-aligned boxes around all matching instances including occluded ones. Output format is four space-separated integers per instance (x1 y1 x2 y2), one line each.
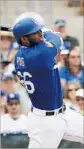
0 0 83 50
0 0 84 148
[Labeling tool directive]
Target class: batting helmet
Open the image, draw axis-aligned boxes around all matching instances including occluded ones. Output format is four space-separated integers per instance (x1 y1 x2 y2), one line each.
13 17 42 44
14 12 45 27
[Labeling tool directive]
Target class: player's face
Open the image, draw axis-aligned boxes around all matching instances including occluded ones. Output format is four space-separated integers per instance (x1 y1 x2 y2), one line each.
7 99 20 119
28 31 42 47
21 31 42 47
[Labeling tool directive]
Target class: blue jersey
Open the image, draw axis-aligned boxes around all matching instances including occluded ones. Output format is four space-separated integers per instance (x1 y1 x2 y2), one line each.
14 32 63 110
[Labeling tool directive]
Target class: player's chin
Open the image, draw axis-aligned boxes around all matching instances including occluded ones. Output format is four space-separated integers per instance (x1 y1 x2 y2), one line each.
30 41 38 47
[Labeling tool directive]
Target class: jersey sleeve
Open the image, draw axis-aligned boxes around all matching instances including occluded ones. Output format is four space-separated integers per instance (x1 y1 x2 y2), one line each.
43 31 64 61
43 29 63 52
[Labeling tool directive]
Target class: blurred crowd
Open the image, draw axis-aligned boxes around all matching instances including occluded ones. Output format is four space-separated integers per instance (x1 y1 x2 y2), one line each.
0 17 84 147
0 26 30 148
53 19 84 115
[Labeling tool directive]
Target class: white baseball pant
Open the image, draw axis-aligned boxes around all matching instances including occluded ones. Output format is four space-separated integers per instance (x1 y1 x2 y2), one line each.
27 105 83 148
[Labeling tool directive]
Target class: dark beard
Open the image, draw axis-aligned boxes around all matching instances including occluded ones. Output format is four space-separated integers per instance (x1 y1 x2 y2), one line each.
28 39 39 47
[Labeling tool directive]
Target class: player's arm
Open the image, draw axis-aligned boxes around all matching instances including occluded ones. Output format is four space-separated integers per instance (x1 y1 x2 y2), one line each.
43 28 63 48
43 29 64 57
43 30 64 65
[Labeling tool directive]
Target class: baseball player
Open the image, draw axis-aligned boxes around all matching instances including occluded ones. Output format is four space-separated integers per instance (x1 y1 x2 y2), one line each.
12 15 83 148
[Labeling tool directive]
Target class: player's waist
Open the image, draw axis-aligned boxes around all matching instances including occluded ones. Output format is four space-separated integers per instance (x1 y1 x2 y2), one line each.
31 104 66 116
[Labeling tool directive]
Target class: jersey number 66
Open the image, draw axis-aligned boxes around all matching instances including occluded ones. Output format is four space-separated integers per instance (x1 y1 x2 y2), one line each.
17 71 35 94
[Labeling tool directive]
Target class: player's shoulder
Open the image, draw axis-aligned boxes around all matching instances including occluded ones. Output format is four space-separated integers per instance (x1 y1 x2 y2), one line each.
15 46 26 58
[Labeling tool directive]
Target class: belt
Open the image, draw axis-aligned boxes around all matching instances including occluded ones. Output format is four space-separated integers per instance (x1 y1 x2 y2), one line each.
32 104 66 116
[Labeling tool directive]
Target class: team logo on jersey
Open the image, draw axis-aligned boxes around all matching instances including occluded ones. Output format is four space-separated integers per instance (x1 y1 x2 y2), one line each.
17 57 25 67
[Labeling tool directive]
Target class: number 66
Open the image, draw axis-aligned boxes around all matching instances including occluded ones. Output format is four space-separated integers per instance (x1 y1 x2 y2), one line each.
17 71 35 94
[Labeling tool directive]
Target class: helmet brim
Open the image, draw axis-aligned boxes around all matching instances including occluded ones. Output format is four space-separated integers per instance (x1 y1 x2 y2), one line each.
24 25 42 36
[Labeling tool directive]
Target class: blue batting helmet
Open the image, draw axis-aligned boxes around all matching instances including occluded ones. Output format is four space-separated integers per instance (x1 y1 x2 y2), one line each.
13 18 42 44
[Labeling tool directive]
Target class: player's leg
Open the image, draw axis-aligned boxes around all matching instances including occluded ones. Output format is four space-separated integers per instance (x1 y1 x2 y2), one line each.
62 106 84 144
27 111 42 148
41 114 67 148
27 110 67 148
